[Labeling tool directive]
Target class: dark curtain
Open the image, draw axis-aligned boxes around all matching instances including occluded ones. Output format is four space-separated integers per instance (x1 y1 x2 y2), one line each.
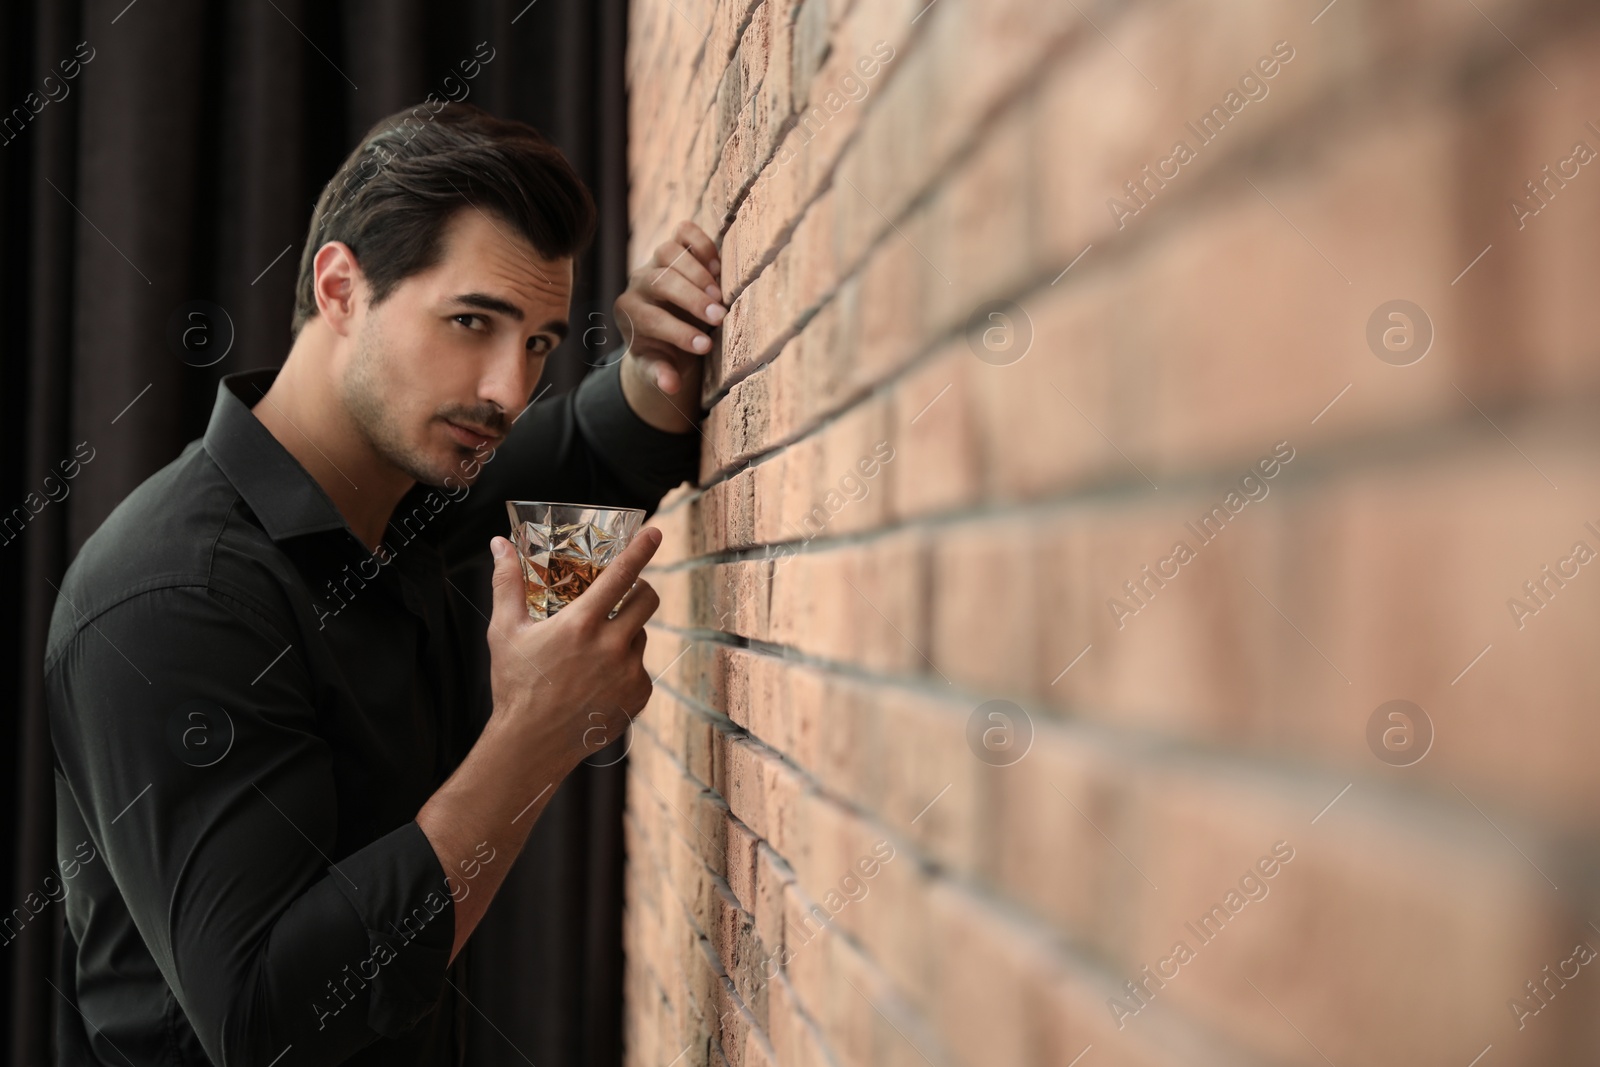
1 2 635 1064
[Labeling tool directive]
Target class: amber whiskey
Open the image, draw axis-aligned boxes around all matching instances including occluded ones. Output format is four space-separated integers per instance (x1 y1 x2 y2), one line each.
523 553 606 618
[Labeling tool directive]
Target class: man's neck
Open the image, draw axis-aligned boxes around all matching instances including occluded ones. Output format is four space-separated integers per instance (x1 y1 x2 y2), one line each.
251 326 414 554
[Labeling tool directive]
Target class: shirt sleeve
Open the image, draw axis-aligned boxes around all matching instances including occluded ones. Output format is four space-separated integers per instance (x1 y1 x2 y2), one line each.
431 356 701 570
47 581 456 1066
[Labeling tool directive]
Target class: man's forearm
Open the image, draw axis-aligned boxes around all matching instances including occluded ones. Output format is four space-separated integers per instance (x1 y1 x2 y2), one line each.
415 712 566 963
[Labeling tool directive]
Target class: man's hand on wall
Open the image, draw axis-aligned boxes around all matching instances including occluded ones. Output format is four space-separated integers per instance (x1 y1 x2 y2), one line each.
614 219 724 432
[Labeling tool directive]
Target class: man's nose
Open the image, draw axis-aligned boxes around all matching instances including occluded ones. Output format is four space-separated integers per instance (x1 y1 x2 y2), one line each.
479 342 539 423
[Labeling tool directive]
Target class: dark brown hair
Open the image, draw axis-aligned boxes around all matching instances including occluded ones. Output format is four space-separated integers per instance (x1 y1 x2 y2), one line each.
291 102 596 337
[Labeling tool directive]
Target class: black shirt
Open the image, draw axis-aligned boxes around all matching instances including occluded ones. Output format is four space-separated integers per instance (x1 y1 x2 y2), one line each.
44 359 697 1066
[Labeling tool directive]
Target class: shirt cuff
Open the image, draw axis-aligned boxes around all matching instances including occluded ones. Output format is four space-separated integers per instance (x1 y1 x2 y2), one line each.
575 357 701 502
329 820 456 1038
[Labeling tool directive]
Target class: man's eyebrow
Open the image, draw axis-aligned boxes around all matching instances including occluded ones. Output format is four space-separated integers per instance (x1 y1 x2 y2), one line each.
449 293 567 340
450 292 524 321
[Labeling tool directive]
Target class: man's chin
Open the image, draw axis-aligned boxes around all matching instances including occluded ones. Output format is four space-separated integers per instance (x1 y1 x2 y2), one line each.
383 446 457 491
425 442 490 489
385 427 494 490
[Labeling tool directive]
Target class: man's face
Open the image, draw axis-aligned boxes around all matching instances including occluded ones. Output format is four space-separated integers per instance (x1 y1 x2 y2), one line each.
340 206 572 488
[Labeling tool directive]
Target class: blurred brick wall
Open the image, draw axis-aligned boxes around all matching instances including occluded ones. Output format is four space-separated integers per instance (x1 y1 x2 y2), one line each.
621 1 1600 1064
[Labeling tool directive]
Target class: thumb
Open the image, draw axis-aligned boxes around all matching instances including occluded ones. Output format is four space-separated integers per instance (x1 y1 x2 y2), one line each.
489 536 528 626
642 352 682 395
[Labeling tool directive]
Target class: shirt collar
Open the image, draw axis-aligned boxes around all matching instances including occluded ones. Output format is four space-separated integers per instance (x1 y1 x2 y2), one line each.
202 367 353 542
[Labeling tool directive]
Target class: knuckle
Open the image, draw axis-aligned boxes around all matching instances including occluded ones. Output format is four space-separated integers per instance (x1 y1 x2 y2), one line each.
571 613 601 643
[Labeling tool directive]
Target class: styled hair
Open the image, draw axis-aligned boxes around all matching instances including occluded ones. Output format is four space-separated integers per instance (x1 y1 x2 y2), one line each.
291 101 596 337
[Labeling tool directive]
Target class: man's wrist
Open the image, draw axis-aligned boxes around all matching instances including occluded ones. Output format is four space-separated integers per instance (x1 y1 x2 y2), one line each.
481 697 580 783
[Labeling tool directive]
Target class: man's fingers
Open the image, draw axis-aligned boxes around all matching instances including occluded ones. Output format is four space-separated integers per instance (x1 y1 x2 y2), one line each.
647 242 718 295
674 220 720 273
646 239 710 292
647 266 726 327
488 536 528 627
614 294 704 392
572 527 662 623
639 354 684 395
630 302 712 356
611 577 661 631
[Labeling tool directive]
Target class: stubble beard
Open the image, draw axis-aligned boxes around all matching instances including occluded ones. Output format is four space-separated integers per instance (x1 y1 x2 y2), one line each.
342 314 452 488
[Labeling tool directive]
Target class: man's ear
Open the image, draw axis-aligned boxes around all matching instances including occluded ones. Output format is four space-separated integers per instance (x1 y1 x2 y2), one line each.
312 241 364 338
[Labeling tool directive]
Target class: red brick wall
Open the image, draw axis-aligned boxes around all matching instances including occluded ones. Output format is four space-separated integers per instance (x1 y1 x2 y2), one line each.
622 1 1600 1064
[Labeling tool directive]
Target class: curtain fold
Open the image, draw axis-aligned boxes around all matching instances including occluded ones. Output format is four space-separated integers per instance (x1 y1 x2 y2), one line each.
1 3 635 1063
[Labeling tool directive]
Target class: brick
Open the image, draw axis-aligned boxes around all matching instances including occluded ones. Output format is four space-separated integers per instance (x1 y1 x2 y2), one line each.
766 972 837 1067
767 531 928 675
1456 23 1600 398
754 843 794 961
849 217 926 392
920 88 1040 324
726 813 760 912
1268 429 1600 828
982 728 1135 946
925 880 1063 1067
1118 765 1578 1065
886 344 982 520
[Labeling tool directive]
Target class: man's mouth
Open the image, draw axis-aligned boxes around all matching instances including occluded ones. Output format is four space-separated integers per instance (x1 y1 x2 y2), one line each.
442 419 502 449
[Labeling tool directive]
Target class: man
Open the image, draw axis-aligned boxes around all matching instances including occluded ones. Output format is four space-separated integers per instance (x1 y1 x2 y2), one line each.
44 103 725 1065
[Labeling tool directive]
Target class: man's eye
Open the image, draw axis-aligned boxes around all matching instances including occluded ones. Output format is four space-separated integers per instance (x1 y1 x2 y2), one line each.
527 335 553 355
453 313 487 331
